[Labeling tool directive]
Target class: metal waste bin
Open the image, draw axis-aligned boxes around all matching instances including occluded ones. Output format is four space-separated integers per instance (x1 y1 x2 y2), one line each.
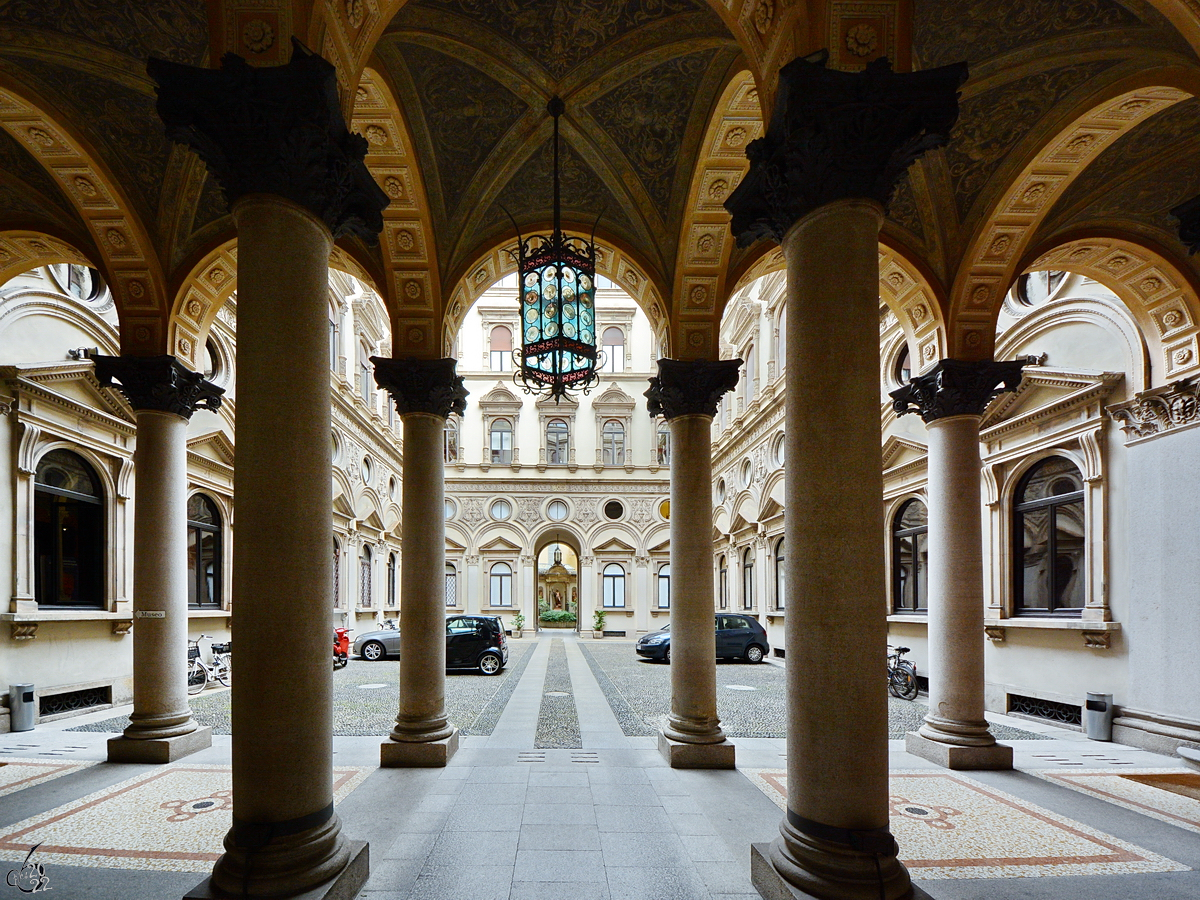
1084 692 1114 741
9 683 35 732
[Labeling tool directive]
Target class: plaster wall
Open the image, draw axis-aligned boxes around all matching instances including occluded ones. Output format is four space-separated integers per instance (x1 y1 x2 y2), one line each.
1 622 134 707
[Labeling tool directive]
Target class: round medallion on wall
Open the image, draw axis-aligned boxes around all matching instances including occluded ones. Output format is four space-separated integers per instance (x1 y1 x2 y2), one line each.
490 499 512 521
604 500 624 520
547 499 569 522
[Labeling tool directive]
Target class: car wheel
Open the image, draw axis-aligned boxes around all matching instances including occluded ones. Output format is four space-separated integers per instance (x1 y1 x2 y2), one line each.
479 652 502 675
663 646 670 664
745 644 765 664
361 640 386 662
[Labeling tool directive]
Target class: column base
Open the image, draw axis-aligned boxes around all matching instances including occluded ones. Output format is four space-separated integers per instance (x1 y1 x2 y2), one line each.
108 727 212 764
751 843 933 900
905 731 1012 770
380 728 460 767
658 731 735 769
185 839 368 900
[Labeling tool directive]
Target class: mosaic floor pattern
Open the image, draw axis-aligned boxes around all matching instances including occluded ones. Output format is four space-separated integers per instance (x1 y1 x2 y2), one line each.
0 764 370 873
1032 768 1200 835
0 759 97 799
743 768 1189 879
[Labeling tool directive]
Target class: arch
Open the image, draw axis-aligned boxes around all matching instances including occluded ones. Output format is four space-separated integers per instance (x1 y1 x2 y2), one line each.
1019 233 1200 388
168 236 385 371
0 76 170 352
441 230 672 357
946 74 1200 359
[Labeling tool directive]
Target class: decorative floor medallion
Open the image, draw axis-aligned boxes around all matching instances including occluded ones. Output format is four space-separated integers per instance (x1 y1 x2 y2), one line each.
742 768 1188 879
0 764 370 873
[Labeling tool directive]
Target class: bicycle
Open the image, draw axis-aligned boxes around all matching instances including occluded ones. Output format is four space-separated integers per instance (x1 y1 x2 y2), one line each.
887 645 918 700
187 635 231 695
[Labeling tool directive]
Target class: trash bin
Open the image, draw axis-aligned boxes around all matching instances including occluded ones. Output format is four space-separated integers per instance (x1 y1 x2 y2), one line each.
9 683 35 732
1084 692 1114 741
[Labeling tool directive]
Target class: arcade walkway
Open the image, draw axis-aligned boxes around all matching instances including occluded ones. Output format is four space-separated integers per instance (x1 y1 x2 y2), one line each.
2 634 1198 900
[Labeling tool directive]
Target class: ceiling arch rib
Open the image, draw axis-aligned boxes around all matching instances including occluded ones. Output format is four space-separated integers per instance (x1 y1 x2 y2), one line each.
0 77 169 355
946 81 1195 360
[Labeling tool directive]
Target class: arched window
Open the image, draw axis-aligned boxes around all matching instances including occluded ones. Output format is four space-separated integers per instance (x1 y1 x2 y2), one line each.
601 326 624 373
718 555 728 609
1014 457 1086 615
445 562 457 607
444 418 459 463
490 325 513 371
359 544 373 608
546 418 569 464
387 552 398 607
602 563 626 607
333 538 341 609
774 538 785 610
656 421 671 466
489 562 512 607
894 345 912 386
602 419 625 466
490 418 513 464
657 564 671 609
742 547 754 610
187 494 221 609
34 450 103 608
892 499 928 613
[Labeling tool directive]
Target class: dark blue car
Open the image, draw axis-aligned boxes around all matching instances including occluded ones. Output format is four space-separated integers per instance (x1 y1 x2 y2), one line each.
636 614 769 664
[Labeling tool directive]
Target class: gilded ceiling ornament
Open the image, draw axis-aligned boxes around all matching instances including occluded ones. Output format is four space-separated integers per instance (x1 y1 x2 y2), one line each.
26 127 53 147
242 19 274 54
846 24 879 58
396 229 416 251
987 234 1011 256
73 176 97 197
383 177 405 199
753 0 774 35
346 0 365 29
1174 348 1193 365
187 299 203 318
1163 310 1183 328
105 228 126 249
1065 133 1095 153
697 233 715 254
403 280 422 299
355 87 368 104
127 280 145 298
708 178 729 200
364 125 388 146
1019 182 1047 205
725 126 747 147
1141 277 1163 293
209 267 226 284
969 285 990 306
689 285 707 305
886 271 905 289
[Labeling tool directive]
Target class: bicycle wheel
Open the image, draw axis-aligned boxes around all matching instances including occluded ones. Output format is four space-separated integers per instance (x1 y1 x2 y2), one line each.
889 668 918 701
187 659 208 694
216 655 231 687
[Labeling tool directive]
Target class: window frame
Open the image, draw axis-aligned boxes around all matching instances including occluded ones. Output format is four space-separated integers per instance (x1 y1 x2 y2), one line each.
489 561 513 608
602 563 626 608
718 555 728 610
489 324 513 372
773 538 785 611
490 418 514 465
1012 456 1086 617
445 562 458 608
387 552 398 608
657 564 671 609
741 547 754 611
546 417 569 464
601 419 625 466
186 493 222 610
891 498 929 615
359 543 373 609
34 449 105 610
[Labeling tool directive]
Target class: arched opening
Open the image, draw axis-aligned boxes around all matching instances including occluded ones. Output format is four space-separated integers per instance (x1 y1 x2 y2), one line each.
1014 457 1086 616
34 449 103 609
891 499 928 615
187 494 222 610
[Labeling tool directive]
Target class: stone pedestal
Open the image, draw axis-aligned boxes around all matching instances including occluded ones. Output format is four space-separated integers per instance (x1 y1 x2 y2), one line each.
373 359 467 768
185 841 368 900
647 359 741 770
92 359 223 766
149 38 388 896
751 845 935 900
723 50 969 900
891 361 1025 772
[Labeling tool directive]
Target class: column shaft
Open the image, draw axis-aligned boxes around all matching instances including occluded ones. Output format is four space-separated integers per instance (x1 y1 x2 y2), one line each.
382 411 458 765
774 200 910 899
212 195 350 896
661 414 733 767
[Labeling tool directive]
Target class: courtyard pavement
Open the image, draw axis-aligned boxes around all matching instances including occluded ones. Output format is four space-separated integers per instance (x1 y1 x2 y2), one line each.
1 634 1198 900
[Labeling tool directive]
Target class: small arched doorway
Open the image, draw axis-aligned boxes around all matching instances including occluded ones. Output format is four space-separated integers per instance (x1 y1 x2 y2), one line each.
536 537 579 632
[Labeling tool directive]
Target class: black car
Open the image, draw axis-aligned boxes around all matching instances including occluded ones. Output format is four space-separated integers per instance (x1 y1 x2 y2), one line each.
354 615 509 675
636 614 769 663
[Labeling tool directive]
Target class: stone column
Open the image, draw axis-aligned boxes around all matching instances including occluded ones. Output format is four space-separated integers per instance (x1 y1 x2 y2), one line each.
149 40 387 900
725 51 967 900
95 356 222 764
373 358 468 767
646 359 740 768
891 359 1024 770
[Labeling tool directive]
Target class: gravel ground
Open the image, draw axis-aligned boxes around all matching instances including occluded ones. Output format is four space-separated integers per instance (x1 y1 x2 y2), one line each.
534 639 581 749
69 640 536 737
577 641 1048 741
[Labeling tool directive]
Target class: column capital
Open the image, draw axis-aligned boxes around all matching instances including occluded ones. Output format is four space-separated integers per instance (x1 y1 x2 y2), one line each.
645 358 741 420
147 39 388 242
724 50 968 247
93 355 223 419
889 358 1026 423
1171 193 1200 255
372 357 468 419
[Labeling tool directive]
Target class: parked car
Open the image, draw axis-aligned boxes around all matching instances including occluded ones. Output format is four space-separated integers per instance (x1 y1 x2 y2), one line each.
635 614 769 664
353 615 509 675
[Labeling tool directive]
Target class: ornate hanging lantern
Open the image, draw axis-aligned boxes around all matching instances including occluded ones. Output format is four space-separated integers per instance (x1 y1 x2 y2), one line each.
507 96 601 402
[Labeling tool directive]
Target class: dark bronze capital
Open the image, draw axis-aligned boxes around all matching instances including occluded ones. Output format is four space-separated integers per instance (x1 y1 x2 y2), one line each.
890 358 1027 422
725 50 968 247
147 39 388 243
1172 194 1200 255
645 358 742 420
372 357 468 419
93 355 224 419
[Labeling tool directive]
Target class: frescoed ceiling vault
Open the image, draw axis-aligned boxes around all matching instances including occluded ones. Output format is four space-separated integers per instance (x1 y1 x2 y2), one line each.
0 0 1198 369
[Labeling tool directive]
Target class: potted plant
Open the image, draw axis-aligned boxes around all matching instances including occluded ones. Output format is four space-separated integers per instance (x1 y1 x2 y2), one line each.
511 612 525 638
592 607 606 639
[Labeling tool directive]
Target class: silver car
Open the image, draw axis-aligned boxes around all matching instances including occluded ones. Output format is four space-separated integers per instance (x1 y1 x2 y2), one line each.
352 626 400 661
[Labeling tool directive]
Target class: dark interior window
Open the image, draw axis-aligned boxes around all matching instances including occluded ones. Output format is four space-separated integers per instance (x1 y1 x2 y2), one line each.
35 450 103 608
1014 457 1085 615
